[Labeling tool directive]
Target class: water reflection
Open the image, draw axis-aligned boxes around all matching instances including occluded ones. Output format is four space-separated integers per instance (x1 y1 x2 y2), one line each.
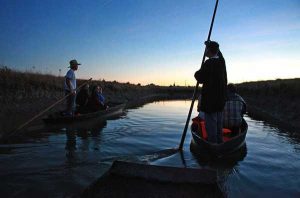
65 121 107 160
190 144 247 197
1 101 300 197
247 114 300 145
191 144 248 169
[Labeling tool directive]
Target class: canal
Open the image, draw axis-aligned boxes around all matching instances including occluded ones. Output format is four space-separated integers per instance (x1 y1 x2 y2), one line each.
0 100 299 197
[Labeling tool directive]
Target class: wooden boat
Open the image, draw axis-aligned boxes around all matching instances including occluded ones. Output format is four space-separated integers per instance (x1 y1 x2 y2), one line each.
81 160 224 198
43 103 126 124
190 118 248 156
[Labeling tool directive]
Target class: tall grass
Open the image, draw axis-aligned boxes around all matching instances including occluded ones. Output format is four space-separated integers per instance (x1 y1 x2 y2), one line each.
0 66 194 104
236 78 300 131
0 66 64 103
237 78 300 99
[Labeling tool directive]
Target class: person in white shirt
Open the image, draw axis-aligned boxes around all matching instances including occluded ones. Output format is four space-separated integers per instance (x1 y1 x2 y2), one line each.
64 59 81 116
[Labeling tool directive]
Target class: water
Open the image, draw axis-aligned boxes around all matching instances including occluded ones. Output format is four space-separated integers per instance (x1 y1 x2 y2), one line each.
0 100 299 197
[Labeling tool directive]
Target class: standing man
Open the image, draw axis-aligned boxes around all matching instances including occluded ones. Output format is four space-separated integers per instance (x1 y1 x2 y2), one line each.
64 59 81 116
194 41 227 143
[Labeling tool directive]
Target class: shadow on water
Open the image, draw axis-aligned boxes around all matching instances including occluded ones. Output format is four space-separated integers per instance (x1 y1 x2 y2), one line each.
191 144 248 169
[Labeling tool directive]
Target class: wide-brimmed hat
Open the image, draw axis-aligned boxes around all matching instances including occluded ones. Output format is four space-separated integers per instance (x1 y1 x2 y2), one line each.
69 59 81 67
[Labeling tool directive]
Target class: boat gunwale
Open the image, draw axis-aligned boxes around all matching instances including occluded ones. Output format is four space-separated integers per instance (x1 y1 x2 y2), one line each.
43 103 126 123
190 118 248 154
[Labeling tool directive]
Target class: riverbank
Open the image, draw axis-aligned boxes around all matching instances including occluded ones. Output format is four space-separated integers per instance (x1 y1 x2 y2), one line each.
237 78 300 135
1 66 299 139
0 67 193 138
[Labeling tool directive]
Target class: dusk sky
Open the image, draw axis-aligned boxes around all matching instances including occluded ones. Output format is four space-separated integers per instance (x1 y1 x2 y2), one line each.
0 0 299 86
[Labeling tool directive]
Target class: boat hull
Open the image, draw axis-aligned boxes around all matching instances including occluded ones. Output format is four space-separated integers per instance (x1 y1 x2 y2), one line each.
43 103 125 124
81 161 224 198
190 118 248 156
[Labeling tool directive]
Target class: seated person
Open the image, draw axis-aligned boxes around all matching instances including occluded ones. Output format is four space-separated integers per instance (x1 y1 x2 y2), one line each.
223 84 246 135
87 85 107 112
192 90 244 140
76 84 90 113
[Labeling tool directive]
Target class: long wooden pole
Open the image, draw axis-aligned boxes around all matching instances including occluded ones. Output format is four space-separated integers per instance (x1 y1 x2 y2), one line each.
179 0 219 150
3 77 92 140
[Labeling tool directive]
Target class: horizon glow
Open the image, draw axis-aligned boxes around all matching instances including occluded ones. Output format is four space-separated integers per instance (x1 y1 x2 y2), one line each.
0 0 299 86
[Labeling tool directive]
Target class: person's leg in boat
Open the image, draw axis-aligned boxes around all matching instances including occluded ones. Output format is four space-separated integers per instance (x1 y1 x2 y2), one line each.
205 112 217 143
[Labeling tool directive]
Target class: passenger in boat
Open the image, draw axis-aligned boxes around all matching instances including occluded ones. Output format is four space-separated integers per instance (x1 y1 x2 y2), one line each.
223 84 246 135
194 41 227 144
88 85 107 112
64 59 81 116
76 84 90 113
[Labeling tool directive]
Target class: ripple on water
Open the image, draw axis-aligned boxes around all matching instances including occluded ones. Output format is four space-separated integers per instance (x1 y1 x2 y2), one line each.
0 101 300 197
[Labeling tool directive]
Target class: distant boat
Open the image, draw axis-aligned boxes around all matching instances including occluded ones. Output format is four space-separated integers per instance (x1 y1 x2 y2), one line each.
43 103 126 124
190 118 248 156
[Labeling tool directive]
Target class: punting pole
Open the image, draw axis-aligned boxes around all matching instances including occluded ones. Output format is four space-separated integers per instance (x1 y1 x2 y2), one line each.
2 78 93 141
179 0 220 150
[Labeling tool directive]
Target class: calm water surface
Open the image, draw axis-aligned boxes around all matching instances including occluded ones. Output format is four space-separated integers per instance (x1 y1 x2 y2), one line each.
0 100 299 197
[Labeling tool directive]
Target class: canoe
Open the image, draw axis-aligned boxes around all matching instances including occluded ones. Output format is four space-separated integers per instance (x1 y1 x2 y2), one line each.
81 160 224 198
43 103 126 124
190 118 248 156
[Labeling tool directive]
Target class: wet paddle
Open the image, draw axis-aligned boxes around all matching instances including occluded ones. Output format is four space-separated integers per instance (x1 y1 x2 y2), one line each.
2 78 92 142
179 0 220 150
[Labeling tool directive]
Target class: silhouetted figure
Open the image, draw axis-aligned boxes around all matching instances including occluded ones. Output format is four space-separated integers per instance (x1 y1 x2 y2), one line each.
64 59 81 116
223 84 246 135
194 41 227 144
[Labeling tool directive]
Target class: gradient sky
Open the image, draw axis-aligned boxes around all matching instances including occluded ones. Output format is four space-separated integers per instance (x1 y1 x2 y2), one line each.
0 0 299 85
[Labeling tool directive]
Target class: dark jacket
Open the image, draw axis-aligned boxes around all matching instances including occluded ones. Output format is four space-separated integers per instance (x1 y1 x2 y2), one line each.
87 92 106 112
76 89 89 107
194 51 227 113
